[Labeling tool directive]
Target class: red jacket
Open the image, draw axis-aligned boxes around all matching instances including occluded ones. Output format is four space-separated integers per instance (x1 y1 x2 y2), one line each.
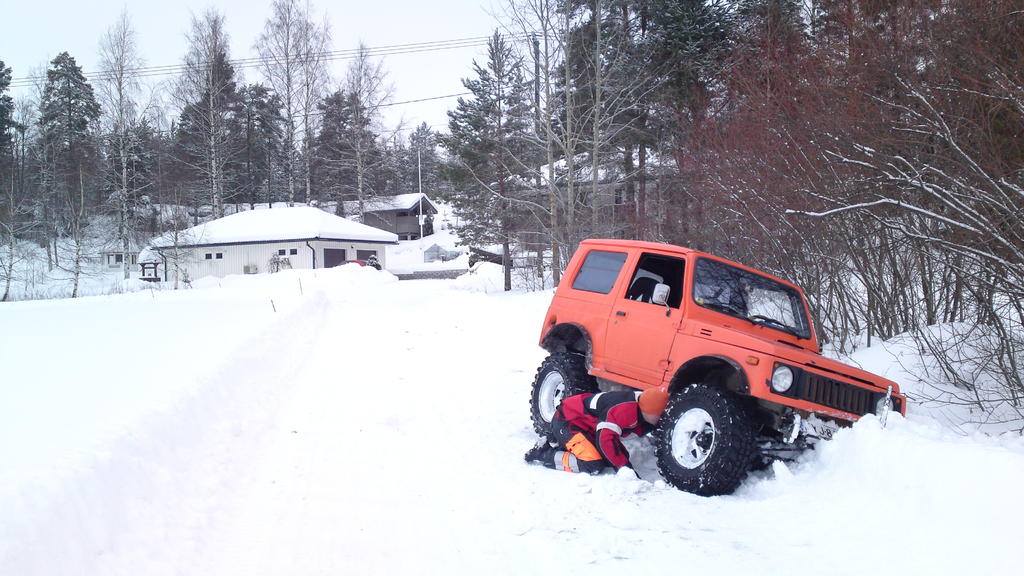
555 391 652 469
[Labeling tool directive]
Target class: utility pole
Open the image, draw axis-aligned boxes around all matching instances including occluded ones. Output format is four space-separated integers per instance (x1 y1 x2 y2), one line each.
417 148 423 239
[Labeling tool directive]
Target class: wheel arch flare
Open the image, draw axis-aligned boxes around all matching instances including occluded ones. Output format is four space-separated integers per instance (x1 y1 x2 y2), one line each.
541 323 594 360
668 355 750 396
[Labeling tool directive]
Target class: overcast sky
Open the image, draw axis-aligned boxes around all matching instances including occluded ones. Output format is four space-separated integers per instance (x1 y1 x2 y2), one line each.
1 0 506 135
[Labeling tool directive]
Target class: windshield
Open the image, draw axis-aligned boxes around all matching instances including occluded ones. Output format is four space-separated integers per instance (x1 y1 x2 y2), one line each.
693 258 811 340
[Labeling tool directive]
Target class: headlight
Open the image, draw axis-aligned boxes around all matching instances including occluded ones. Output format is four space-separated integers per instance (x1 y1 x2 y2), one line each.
771 365 794 393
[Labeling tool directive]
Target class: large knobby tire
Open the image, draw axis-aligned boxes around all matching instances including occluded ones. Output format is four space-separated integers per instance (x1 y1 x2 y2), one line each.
655 384 758 496
530 352 598 434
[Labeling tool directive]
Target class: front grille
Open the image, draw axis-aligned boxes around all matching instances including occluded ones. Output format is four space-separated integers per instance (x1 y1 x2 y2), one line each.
795 372 877 416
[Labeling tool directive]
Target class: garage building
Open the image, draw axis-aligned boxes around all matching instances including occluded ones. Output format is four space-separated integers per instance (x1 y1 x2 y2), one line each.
141 206 399 283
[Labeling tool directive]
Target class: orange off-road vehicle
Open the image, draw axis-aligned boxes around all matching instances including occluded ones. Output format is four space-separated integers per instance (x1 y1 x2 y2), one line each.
531 239 906 496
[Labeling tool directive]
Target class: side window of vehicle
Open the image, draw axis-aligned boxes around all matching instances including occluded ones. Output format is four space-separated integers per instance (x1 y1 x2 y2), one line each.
624 253 685 308
571 250 628 294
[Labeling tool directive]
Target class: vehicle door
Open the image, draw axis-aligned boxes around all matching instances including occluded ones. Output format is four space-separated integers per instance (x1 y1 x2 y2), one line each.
603 252 686 385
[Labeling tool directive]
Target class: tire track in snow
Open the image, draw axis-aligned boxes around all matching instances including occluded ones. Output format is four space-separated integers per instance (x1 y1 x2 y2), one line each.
1 291 334 575
188 282 551 574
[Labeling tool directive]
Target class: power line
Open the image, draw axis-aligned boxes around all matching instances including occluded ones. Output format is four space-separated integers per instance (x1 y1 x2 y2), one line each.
380 92 469 108
9 34 530 89
10 35 493 85
259 92 468 125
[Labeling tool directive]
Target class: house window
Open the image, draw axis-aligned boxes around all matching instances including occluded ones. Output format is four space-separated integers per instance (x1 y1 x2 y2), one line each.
205 253 213 260
278 249 286 256
289 248 297 255
216 253 223 259
396 211 408 217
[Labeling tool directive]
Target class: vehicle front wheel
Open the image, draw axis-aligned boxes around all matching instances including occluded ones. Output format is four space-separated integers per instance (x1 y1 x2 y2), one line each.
529 352 597 434
655 384 758 496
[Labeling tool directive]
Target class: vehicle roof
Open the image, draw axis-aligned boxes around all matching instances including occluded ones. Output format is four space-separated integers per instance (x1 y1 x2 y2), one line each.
580 238 698 255
578 238 804 293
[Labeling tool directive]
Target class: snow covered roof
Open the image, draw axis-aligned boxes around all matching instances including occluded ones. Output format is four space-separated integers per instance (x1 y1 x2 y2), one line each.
146 206 399 249
343 193 438 215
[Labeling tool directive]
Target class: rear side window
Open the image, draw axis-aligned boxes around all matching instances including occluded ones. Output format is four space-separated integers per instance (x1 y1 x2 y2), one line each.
572 250 627 294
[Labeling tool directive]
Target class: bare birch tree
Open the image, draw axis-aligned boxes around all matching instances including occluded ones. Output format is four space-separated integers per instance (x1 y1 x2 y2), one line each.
257 0 331 206
177 9 238 219
98 9 144 281
343 44 393 219
503 0 660 280
503 0 577 282
38 52 101 298
299 10 331 205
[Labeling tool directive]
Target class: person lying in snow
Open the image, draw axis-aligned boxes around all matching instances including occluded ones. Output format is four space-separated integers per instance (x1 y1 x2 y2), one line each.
525 387 669 476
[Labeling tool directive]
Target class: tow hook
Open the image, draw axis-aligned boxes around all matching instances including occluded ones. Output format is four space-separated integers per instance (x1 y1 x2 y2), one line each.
880 385 893 428
783 413 801 444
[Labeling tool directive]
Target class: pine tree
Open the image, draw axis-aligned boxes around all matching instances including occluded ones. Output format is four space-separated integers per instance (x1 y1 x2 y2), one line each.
608 1 662 242
643 0 734 246
0 61 13 154
406 123 446 201
443 32 534 291
646 0 733 118
314 89 385 216
233 83 284 208
377 134 404 197
38 52 102 296
1 59 20 301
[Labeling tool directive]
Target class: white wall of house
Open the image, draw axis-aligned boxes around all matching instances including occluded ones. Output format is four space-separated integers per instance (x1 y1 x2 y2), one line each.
153 240 391 282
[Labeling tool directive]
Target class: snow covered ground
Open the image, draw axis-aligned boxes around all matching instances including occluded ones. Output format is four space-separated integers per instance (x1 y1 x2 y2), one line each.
2 265 1023 575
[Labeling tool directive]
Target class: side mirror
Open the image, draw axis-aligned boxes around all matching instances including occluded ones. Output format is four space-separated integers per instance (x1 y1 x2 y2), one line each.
652 283 671 306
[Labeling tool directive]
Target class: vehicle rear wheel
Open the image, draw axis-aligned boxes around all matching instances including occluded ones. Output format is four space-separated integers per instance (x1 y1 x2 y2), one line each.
529 352 597 434
655 384 758 496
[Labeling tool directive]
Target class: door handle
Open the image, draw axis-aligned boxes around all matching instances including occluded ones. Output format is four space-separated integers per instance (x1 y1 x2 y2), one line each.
616 311 626 317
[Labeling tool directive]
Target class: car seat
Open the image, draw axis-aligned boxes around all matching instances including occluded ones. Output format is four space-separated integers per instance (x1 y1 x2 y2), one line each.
626 276 658 303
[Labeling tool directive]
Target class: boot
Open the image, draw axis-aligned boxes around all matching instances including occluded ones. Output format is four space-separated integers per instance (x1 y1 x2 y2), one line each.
524 438 555 463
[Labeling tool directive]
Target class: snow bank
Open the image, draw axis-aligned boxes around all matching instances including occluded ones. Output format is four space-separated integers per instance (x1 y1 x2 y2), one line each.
840 325 1024 435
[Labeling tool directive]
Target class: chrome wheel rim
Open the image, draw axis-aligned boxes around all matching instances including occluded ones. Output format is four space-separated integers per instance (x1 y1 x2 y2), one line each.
671 408 716 469
538 371 566 422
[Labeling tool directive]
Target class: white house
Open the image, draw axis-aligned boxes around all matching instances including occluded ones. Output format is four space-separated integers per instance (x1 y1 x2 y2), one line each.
140 206 398 283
